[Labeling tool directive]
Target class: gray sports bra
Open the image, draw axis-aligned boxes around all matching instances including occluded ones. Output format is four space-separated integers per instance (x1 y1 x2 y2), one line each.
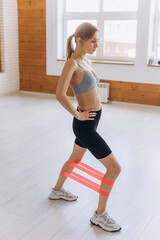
72 61 100 94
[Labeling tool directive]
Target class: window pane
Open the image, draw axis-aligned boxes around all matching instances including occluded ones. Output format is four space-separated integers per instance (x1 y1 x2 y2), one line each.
104 20 137 58
66 0 100 12
103 0 138 11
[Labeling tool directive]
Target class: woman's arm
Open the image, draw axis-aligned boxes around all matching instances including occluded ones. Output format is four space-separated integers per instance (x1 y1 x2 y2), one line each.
56 59 79 118
56 59 97 120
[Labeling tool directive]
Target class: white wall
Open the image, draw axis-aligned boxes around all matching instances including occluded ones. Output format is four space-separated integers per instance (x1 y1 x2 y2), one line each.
0 0 19 95
47 0 160 85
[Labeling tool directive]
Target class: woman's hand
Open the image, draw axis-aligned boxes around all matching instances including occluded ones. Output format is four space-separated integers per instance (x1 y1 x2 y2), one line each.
76 108 97 121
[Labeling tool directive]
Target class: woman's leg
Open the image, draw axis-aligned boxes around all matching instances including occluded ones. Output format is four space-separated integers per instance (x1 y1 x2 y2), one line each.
96 153 121 214
53 143 87 191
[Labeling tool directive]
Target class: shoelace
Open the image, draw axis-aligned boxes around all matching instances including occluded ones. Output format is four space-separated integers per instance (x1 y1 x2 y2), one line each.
103 212 116 224
61 188 73 195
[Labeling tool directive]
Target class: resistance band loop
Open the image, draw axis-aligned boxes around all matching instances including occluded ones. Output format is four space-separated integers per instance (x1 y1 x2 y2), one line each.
61 169 110 197
60 160 115 197
67 160 114 186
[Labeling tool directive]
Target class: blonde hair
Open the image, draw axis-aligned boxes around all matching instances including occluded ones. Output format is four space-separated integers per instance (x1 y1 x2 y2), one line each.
66 22 99 60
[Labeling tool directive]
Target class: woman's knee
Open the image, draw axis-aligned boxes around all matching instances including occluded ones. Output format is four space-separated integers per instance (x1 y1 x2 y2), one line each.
99 153 122 178
70 153 84 164
61 145 86 172
70 157 82 164
104 163 121 179
69 144 87 163
111 163 121 178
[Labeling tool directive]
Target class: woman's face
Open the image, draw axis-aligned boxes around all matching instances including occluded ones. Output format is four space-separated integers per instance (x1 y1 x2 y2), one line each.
81 31 99 55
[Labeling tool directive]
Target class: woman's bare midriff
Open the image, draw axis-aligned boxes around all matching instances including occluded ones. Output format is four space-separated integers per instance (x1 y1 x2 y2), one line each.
75 87 101 111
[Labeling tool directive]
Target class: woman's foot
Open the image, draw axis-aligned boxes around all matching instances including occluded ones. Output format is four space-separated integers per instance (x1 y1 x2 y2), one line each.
90 210 121 232
49 188 78 201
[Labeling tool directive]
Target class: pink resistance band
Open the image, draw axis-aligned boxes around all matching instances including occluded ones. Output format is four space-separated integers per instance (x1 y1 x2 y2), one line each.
60 160 115 197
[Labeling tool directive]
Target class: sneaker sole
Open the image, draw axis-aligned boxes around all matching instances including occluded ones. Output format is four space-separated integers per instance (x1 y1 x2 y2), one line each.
49 196 78 202
90 220 121 232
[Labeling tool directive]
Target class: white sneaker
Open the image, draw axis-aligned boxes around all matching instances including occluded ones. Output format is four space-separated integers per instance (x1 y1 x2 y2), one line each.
49 188 78 201
90 210 121 232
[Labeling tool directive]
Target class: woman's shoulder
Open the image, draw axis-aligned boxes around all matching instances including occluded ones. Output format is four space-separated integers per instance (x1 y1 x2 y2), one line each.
63 58 77 72
65 58 77 68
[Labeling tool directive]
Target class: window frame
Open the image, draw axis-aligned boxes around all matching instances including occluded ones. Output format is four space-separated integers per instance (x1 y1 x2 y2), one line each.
152 0 160 59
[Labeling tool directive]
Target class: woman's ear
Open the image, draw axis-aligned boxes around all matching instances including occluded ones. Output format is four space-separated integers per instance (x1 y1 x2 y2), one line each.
76 37 83 45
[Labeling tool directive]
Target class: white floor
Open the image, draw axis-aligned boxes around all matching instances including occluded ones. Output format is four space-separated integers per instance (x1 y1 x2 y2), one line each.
0 91 160 240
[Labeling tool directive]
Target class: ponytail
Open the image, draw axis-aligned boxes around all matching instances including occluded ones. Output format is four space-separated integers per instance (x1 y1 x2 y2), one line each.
66 34 75 60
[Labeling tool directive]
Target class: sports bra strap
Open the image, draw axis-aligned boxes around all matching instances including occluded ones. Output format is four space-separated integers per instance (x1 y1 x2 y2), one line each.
75 61 85 71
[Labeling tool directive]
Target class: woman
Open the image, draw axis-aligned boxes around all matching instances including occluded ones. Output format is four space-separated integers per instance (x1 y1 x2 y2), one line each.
49 22 122 232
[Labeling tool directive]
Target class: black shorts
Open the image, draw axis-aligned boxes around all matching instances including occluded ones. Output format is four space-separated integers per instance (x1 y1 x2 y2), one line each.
73 108 112 159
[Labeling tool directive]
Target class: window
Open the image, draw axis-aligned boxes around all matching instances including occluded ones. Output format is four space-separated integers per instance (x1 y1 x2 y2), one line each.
152 0 160 60
60 0 139 62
